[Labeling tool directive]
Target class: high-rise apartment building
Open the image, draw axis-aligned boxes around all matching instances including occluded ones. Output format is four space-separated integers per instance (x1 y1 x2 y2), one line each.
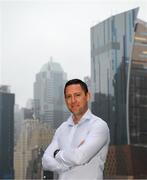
34 59 69 129
14 119 54 179
91 7 147 145
0 85 15 179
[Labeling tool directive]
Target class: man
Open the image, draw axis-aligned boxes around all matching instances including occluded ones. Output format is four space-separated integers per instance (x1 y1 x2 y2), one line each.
42 79 110 180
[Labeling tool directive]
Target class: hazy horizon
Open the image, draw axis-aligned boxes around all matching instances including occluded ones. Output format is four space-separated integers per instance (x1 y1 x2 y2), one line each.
0 0 147 107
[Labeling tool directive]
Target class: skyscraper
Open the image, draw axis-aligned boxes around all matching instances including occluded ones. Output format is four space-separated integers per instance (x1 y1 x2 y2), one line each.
91 7 147 145
34 59 69 129
0 85 15 179
128 19 147 144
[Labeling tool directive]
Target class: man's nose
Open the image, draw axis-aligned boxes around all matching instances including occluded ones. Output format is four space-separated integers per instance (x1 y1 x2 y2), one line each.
71 96 76 103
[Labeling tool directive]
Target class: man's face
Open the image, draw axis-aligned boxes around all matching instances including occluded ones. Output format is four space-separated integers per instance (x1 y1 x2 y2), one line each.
64 84 90 117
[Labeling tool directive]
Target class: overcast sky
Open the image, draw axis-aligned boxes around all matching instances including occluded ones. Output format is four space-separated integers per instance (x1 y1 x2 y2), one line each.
0 0 147 107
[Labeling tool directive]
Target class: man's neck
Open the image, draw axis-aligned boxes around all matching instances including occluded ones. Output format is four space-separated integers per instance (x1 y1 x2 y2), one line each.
72 109 88 124
73 115 82 124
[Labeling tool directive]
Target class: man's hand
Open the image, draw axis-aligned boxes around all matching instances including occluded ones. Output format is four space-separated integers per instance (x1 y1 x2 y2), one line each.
53 149 60 158
78 140 85 147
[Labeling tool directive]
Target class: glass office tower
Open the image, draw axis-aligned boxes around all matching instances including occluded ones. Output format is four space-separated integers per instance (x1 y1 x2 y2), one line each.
0 86 15 179
128 19 147 144
91 7 147 145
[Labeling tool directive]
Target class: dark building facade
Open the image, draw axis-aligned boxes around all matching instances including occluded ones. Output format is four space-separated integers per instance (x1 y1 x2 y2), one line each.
104 145 147 179
91 7 147 145
128 19 147 144
0 86 15 179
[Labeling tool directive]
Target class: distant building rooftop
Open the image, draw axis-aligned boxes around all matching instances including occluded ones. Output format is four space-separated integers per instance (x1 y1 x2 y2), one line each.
40 59 63 73
0 85 10 93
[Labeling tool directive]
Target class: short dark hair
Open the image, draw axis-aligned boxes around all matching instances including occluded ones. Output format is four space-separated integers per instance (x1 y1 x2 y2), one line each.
64 79 88 96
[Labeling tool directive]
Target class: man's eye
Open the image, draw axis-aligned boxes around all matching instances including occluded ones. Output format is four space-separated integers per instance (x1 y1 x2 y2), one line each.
66 96 71 99
76 94 81 97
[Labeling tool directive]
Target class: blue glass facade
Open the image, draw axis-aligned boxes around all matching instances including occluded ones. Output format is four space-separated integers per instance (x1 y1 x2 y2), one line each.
90 8 145 145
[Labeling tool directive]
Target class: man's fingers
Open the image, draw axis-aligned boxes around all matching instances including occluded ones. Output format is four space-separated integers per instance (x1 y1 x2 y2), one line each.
78 140 85 147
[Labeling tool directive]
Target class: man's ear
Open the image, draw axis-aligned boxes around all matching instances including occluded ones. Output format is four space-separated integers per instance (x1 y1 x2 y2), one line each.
87 92 91 101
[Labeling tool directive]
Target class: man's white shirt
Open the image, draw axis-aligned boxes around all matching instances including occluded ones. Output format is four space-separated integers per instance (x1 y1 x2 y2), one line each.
42 109 110 180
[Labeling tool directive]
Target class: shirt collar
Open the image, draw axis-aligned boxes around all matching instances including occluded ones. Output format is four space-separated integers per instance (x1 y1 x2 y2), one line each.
67 109 92 126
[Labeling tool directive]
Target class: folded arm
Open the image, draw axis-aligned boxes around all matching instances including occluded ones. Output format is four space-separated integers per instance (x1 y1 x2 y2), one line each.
55 121 109 168
42 133 69 173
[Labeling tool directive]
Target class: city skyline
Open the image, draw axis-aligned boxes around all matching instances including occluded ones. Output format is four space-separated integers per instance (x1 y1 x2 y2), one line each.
0 0 147 107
